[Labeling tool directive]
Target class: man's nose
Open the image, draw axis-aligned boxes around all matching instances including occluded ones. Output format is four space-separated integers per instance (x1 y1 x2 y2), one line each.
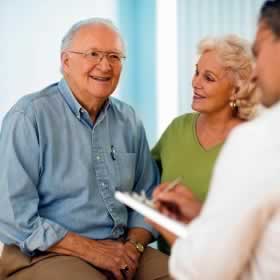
97 55 111 71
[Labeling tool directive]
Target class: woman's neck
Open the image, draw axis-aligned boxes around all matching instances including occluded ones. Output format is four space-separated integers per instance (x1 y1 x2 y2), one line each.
198 110 243 134
195 110 244 150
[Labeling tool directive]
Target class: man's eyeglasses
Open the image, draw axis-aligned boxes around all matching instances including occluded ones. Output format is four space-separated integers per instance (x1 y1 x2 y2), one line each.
67 49 126 66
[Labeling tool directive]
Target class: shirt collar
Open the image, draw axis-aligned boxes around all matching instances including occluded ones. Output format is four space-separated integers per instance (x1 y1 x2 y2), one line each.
58 78 112 120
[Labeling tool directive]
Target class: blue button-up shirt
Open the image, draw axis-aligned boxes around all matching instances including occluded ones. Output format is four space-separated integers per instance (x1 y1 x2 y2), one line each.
0 79 159 255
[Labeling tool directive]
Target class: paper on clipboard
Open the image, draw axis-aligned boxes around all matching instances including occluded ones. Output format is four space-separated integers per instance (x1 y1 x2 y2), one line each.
115 191 188 239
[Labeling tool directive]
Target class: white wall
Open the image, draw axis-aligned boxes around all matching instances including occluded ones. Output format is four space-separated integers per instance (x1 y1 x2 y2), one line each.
0 0 117 127
156 0 178 137
177 0 265 115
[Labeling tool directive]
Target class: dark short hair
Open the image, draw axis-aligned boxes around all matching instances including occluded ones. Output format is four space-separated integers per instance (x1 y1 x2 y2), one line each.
259 0 280 39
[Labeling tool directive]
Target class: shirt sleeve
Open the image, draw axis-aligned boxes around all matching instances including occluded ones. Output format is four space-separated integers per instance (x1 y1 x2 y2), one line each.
127 121 160 238
0 111 67 256
169 124 280 280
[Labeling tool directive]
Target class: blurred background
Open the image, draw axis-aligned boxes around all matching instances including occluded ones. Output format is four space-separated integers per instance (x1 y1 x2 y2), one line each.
0 0 264 146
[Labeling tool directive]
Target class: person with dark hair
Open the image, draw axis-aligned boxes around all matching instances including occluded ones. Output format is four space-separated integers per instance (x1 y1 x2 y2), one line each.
149 0 280 279
0 18 170 280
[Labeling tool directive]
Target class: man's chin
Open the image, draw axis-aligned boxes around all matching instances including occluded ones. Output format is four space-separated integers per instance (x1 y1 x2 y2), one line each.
87 86 114 98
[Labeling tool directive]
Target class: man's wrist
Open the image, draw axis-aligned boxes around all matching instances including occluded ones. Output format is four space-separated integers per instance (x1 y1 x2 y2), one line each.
125 238 145 254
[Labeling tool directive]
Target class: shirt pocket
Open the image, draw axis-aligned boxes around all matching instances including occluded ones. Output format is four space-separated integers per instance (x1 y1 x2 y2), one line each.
116 152 136 192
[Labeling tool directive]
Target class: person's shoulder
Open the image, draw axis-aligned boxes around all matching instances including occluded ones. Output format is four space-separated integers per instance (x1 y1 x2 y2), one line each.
109 97 135 112
109 97 139 122
230 104 279 145
212 105 280 200
168 112 197 130
8 82 59 116
2 82 60 128
173 112 197 123
109 98 146 141
156 113 196 143
220 104 280 169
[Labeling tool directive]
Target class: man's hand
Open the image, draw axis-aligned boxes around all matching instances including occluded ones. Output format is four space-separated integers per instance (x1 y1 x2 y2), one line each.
48 232 138 280
122 227 153 279
92 239 139 280
153 183 202 223
121 241 141 279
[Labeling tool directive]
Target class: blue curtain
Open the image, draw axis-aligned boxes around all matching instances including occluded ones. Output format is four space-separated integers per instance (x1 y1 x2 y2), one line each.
117 0 157 145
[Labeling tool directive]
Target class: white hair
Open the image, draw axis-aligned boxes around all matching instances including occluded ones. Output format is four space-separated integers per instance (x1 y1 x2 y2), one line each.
60 17 126 54
198 34 253 83
198 34 260 120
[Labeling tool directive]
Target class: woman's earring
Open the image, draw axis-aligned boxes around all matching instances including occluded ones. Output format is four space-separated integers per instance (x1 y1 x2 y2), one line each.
230 100 237 109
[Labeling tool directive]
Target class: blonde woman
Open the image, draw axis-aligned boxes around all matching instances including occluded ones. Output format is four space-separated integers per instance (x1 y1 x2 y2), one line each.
152 34 260 254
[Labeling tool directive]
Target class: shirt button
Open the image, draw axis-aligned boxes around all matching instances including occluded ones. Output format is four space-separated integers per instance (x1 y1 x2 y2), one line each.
96 156 100 160
101 182 105 187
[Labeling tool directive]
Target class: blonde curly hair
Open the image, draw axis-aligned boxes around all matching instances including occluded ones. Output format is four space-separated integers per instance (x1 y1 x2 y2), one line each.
198 34 261 120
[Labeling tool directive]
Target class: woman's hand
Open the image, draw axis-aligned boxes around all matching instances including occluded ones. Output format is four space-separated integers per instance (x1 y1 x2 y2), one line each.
153 183 202 224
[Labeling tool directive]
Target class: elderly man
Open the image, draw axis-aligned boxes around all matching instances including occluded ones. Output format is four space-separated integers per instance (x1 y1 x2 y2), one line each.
150 0 280 279
0 18 170 280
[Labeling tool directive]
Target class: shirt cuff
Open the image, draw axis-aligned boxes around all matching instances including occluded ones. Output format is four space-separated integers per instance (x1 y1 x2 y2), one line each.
127 211 158 239
19 218 68 256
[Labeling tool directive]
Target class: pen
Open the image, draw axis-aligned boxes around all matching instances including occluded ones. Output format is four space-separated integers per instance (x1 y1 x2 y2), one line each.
153 177 181 204
110 145 116 160
163 177 181 193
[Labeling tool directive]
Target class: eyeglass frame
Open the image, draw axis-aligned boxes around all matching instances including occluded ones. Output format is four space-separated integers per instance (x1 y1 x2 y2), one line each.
66 49 126 66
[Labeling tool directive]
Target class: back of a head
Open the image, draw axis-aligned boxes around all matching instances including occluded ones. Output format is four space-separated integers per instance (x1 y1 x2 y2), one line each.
259 0 280 39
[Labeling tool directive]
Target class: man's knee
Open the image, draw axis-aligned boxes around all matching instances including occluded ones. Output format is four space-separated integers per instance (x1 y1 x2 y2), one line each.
2 246 106 280
135 247 171 280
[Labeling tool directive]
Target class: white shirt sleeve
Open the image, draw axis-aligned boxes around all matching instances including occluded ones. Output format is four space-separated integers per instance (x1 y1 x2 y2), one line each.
169 119 280 280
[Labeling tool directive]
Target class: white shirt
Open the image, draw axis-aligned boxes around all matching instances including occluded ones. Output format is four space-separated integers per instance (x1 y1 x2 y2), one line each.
170 102 280 280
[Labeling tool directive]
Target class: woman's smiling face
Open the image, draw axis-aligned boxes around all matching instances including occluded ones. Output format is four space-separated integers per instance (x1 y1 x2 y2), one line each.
192 50 235 114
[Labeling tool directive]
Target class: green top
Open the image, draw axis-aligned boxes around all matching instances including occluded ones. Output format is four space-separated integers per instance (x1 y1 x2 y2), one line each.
152 113 224 254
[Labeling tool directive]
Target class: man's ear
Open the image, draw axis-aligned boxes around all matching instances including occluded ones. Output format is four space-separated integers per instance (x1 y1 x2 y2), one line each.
61 52 70 73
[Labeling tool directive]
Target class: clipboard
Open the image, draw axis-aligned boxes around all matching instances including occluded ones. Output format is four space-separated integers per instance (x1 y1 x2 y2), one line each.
115 191 188 238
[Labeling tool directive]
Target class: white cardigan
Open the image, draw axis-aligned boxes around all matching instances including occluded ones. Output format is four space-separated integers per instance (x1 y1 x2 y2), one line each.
170 102 280 280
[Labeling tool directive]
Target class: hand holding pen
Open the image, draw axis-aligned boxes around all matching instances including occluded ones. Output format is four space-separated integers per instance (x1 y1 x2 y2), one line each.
162 177 182 193
152 177 181 202
152 178 202 223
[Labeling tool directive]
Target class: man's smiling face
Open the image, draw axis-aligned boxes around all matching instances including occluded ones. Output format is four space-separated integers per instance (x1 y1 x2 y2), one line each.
62 23 124 104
